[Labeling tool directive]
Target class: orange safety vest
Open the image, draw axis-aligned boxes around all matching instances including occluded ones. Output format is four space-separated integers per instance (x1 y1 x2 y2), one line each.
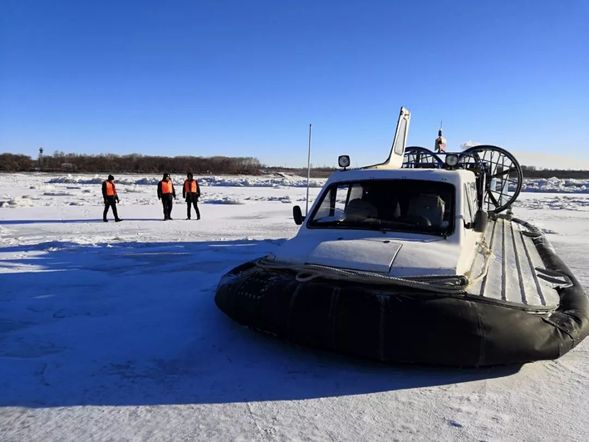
161 180 173 194
105 181 116 196
184 180 198 193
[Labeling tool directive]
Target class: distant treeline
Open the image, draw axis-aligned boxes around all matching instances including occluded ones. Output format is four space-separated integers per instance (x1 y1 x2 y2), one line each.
520 165 589 179
1 152 588 178
0 152 262 175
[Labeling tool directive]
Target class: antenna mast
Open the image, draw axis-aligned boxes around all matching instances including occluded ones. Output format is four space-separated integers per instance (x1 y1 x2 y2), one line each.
305 124 312 215
38 147 44 170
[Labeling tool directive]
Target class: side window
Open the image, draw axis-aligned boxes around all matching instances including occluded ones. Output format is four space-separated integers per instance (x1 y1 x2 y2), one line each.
468 182 478 214
347 184 363 202
313 184 350 222
464 182 478 224
464 184 474 223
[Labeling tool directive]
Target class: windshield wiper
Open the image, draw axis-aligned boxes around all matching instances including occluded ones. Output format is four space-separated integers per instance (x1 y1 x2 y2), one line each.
312 220 343 227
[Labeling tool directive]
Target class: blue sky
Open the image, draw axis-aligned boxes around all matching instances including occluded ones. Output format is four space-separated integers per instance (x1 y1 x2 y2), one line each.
1 0 588 168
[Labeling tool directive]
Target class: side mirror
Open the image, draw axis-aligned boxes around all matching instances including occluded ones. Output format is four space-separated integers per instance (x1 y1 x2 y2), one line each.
473 209 488 233
293 205 305 225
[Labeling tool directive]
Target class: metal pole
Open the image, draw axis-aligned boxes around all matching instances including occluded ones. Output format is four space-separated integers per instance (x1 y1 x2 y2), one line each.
305 123 312 215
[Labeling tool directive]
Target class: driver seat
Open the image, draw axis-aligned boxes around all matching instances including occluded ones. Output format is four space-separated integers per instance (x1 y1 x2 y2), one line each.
344 199 378 222
407 194 445 227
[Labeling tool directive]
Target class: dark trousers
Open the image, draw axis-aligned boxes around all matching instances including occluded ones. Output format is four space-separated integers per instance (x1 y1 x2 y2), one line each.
103 197 120 221
186 194 200 219
162 194 174 219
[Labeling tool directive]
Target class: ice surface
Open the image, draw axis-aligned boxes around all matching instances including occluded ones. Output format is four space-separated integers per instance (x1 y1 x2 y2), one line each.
1 172 588 441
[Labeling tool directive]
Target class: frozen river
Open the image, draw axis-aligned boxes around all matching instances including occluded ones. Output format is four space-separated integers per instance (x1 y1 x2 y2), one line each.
1 172 588 441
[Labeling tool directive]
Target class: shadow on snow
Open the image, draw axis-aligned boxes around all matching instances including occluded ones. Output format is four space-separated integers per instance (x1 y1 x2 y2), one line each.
0 218 164 225
0 239 520 408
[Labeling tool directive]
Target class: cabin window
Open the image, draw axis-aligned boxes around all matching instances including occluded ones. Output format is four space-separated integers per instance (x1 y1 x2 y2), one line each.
464 184 474 223
464 182 478 225
312 184 349 221
309 179 455 236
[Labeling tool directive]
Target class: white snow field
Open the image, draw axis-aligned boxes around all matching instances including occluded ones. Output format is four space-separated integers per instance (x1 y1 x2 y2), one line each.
1 172 588 441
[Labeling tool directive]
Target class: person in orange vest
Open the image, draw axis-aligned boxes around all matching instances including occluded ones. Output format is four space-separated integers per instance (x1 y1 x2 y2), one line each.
101 174 122 222
157 173 176 220
183 172 201 220
434 129 447 153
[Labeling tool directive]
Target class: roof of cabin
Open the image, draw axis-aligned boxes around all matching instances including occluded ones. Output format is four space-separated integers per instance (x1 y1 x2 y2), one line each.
325 168 476 187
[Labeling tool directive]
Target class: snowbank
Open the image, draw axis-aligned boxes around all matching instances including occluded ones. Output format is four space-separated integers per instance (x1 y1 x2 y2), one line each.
0 195 35 208
45 174 589 193
516 195 589 211
47 174 325 188
522 177 589 193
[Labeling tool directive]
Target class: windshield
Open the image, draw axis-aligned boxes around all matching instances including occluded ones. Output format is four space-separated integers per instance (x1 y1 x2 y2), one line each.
308 179 455 236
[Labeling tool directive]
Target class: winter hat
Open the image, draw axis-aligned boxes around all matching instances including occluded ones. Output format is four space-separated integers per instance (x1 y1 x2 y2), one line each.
108 175 114 180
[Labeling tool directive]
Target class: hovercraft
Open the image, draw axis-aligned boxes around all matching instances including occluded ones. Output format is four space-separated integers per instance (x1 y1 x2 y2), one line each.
215 107 589 367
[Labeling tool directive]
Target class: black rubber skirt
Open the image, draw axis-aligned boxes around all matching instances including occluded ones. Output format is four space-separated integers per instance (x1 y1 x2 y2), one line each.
215 229 589 367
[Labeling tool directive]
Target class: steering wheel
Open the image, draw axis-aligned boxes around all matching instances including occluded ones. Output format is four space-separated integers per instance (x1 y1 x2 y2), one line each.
407 215 432 227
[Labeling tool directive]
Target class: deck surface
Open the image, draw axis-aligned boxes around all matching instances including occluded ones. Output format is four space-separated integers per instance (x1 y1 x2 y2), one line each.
467 217 560 310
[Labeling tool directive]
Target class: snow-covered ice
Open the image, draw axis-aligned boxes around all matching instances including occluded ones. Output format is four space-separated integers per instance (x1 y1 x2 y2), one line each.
1 172 588 441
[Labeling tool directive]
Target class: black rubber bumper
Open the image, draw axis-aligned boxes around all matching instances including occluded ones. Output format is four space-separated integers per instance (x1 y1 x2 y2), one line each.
215 227 589 367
